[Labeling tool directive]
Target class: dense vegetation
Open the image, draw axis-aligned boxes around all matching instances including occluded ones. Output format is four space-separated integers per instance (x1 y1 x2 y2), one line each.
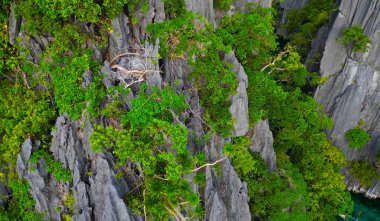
281 0 334 60
338 25 371 53
349 161 379 188
0 0 357 220
345 127 371 149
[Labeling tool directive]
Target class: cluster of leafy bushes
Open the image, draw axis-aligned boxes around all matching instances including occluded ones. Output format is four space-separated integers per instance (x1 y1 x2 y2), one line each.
0 178 42 220
213 0 233 10
91 84 205 219
345 127 371 149
30 149 72 182
349 161 379 188
338 25 371 53
148 12 238 135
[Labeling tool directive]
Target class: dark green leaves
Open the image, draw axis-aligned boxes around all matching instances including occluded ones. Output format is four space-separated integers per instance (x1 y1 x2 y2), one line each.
345 127 371 149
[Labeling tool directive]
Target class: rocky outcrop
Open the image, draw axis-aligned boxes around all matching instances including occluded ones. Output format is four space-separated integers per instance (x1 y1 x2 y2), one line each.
250 120 277 172
17 139 65 220
315 0 380 198
186 0 216 26
225 52 249 137
11 1 263 220
204 136 251 221
51 115 140 221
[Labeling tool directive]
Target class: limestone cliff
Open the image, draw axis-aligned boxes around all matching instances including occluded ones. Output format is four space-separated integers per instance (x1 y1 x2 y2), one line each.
314 0 380 198
10 0 276 220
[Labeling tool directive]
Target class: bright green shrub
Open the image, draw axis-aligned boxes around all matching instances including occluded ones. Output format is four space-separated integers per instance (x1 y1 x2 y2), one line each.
217 6 277 69
213 0 233 10
91 84 204 220
31 150 72 182
349 161 379 187
0 82 56 166
164 0 186 18
338 25 371 53
148 12 237 135
345 127 370 149
0 178 42 220
248 163 308 220
224 137 258 176
38 25 105 120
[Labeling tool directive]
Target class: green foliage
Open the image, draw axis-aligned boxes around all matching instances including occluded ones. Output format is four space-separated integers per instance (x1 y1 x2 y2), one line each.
349 161 379 188
345 127 370 149
39 25 105 120
338 25 371 53
17 0 129 33
224 137 258 176
267 46 312 88
0 22 19 77
0 178 42 220
217 5 277 69
213 0 233 10
148 12 238 135
164 0 186 18
283 0 334 59
248 163 308 220
0 82 56 166
30 150 72 182
91 84 203 220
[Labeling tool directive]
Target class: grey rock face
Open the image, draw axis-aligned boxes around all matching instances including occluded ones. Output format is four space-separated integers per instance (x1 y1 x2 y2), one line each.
234 0 272 11
0 180 8 206
50 115 140 221
204 136 251 221
17 139 65 221
108 12 131 59
8 2 21 45
315 0 380 198
250 120 277 172
225 52 249 137
89 156 133 221
186 0 216 26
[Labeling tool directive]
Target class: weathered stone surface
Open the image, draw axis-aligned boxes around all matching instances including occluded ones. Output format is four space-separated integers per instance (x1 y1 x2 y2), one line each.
204 136 251 221
17 139 65 221
89 156 133 221
0 181 8 206
315 0 380 197
8 2 21 45
224 52 249 137
234 0 272 11
186 0 216 26
50 115 86 171
250 120 277 172
108 12 131 59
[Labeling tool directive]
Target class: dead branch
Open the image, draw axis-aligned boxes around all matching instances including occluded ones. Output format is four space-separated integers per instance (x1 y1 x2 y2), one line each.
191 157 227 173
111 64 160 77
261 50 288 73
110 52 142 65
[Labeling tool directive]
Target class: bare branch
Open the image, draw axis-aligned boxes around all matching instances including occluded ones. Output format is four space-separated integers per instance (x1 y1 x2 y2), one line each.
110 52 142 65
191 157 227 173
261 50 288 73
